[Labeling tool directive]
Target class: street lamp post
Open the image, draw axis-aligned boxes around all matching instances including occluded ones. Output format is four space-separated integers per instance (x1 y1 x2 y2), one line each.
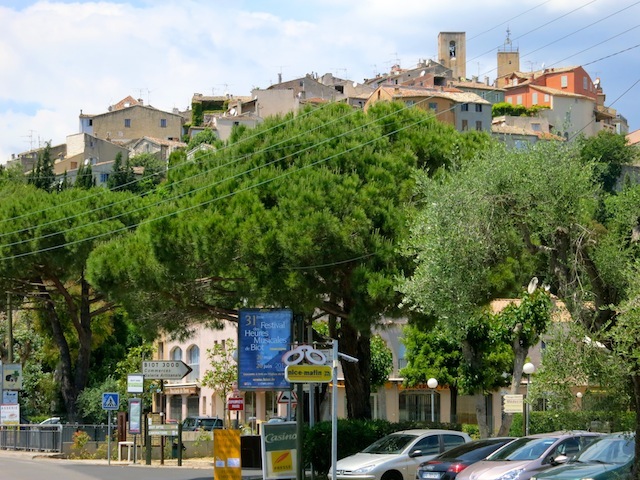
523 363 535 436
576 391 583 410
427 378 438 423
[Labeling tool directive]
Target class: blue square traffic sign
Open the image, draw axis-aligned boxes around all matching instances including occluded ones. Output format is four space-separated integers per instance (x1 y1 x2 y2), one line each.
102 392 119 410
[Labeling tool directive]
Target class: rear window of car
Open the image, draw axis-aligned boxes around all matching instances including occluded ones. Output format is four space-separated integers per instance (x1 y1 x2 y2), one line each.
443 434 467 449
442 439 513 462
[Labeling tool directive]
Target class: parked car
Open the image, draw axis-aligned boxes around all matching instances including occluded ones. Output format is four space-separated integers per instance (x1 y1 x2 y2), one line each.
181 416 223 431
416 437 516 480
530 432 635 480
39 417 61 425
456 431 600 480
329 429 472 480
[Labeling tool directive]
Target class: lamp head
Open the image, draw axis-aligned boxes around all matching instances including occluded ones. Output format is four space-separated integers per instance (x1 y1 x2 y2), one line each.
427 378 438 389
523 362 535 375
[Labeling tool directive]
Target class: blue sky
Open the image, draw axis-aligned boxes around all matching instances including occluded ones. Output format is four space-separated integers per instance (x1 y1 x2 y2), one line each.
0 0 638 162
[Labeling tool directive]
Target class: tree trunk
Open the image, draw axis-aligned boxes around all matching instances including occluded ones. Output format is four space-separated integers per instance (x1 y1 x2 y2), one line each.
36 280 79 422
340 320 371 419
461 340 491 436
497 336 528 436
35 273 95 423
474 394 491 438
73 275 93 419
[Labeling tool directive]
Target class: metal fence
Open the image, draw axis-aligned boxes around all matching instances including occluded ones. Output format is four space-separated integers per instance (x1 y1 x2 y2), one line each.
0 424 111 453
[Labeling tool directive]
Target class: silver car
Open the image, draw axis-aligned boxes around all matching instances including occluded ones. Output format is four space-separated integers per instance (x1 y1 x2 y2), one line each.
330 429 472 480
455 431 600 480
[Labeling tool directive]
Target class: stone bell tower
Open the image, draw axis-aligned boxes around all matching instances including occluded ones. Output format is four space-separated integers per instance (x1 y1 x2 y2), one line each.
438 32 466 81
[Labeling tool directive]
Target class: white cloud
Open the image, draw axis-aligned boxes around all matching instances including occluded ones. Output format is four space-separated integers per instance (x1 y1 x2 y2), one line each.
1 0 639 163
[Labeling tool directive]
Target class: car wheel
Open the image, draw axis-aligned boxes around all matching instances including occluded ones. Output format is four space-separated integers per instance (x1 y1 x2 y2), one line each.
382 471 403 480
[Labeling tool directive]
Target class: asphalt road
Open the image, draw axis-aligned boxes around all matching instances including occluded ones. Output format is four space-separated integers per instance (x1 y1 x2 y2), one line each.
0 451 260 480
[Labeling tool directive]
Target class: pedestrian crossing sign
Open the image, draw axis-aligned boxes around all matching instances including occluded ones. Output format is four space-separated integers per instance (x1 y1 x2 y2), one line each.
102 392 120 410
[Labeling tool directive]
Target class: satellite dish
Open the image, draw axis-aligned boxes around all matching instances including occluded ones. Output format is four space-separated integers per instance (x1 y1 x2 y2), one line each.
83 159 90 166
527 277 539 294
353 81 358 87
420 70 426 77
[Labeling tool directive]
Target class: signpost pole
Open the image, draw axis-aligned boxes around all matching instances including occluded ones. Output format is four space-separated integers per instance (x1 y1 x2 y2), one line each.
331 339 338 480
145 413 151 465
107 410 112 466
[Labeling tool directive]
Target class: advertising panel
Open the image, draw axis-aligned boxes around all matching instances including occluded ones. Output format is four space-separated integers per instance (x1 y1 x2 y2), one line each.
127 373 144 394
2 364 22 390
238 309 292 390
0 404 20 425
129 398 142 434
214 429 242 480
261 421 297 479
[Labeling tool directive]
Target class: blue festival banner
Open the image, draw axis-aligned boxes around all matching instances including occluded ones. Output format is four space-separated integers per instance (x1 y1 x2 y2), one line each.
238 309 292 390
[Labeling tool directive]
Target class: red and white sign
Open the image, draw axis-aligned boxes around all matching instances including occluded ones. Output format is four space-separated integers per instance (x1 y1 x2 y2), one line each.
277 390 298 405
228 397 244 411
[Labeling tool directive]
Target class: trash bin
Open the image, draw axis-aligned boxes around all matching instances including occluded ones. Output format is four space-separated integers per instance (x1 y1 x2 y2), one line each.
171 438 185 458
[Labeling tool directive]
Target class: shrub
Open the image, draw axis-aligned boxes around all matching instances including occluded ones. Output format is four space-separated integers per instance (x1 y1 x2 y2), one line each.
303 419 463 475
508 411 636 436
70 430 92 459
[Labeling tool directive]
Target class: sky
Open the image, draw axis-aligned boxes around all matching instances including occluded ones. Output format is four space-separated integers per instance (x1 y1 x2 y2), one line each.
1 0 639 163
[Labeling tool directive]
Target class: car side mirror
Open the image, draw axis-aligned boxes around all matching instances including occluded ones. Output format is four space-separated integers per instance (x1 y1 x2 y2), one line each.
409 450 423 458
551 454 568 465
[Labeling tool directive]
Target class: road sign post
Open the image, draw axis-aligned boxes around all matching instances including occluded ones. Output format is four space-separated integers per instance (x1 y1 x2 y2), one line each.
102 392 119 465
142 361 192 380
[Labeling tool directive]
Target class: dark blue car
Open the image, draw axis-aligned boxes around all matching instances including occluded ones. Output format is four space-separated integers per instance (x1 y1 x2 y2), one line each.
417 437 516 480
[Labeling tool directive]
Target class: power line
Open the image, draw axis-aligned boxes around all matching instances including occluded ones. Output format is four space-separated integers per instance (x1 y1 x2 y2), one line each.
1 4 637 258
0 104 448 261
468 0 552 41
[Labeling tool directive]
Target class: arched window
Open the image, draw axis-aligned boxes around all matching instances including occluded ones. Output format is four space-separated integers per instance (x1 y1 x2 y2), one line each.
187 345 200 382
449 40 456 58
170 347 182 361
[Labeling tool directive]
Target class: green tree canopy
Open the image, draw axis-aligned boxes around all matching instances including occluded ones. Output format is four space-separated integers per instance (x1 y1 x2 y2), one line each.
0 183 145 420
88 102 489 419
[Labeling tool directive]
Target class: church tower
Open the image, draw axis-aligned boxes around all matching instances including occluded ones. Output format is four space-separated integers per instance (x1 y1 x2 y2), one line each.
438 32 466 81
497 28 520 87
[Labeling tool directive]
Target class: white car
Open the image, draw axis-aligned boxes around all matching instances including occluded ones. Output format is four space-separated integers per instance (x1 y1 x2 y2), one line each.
329 429 472 480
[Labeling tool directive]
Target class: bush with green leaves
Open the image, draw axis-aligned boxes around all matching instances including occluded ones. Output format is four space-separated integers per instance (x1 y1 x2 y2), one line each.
303 419 463 475
508 411 635 436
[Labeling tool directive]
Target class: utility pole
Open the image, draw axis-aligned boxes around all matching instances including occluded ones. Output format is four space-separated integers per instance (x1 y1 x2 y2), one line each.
7 293 13 363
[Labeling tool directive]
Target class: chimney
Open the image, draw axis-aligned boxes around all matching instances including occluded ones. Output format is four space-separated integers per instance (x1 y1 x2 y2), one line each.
485 76 490 86
138 98 144 105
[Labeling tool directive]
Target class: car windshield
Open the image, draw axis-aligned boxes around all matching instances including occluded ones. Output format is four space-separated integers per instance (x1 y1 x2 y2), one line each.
362 434 418 454
575 437 635 465
487 437 558 461
199 419 221 428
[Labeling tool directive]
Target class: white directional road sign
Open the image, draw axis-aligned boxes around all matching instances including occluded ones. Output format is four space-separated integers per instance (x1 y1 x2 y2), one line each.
102 392 119 410
142 360 193 380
